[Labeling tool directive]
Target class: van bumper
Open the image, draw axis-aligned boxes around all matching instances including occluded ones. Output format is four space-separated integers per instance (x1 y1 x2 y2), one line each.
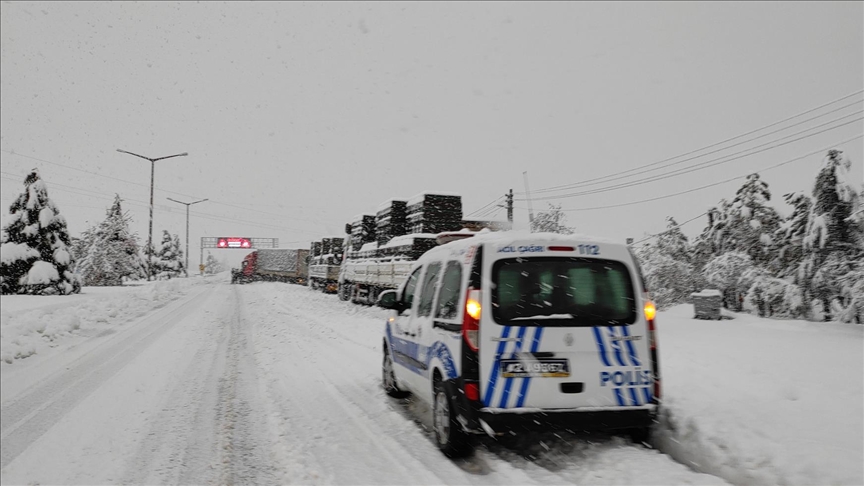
459 405 657 435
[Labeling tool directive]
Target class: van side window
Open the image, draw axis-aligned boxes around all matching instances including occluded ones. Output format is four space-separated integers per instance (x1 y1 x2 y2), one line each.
417 262 442 318
402 267 422 310
435 261 462 320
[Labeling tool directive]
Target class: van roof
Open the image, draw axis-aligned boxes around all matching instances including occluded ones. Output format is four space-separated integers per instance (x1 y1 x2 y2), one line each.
416 230 629 264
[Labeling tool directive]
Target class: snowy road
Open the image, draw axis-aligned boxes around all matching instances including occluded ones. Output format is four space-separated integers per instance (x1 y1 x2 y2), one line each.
0 279 725 485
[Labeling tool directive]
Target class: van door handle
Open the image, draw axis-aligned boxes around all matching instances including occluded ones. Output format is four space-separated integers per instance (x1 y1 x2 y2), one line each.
433 321 461 333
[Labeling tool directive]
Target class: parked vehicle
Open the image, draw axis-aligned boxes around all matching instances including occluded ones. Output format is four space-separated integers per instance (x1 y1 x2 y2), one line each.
377 231 660 457
231 248 310 284
308 237 344 293
338 233 438 304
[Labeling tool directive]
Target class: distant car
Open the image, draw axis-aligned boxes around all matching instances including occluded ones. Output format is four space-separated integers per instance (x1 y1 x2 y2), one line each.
378 231 661 457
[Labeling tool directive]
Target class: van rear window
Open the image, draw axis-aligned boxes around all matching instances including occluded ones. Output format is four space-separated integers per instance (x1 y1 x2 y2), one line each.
491 257 636 326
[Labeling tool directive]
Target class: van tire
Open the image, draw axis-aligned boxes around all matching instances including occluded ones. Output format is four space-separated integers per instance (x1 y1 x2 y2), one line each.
432 377 472 458
382 348 409 398
628 426 652 446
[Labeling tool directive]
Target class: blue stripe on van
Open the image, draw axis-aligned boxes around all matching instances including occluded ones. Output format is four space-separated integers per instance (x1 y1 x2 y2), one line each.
613 388 626 406
592 327 612 367
642 386 652 404
498 326 528 408
628 387 641 406
621 325 641 367
515 326 544 408
484 326 511 406
607 327 627 366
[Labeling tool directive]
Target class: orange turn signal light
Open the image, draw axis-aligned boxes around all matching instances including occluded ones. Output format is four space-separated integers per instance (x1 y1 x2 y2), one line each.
644 301 656 321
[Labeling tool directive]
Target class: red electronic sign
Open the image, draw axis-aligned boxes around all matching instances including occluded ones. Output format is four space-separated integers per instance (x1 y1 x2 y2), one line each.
217 237 252 249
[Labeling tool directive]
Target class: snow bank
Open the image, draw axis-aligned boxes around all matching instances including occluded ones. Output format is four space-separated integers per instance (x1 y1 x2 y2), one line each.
653 304 863 486
0 277 213 364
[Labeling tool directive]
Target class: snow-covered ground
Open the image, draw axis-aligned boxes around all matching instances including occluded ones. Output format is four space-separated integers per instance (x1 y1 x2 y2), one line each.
1 277 861 485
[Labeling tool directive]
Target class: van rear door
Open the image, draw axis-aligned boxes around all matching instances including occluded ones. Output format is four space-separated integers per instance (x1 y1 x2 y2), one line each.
479 250 653 410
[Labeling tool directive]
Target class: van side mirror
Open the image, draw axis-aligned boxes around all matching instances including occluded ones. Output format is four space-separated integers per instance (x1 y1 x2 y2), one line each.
377 290 400 310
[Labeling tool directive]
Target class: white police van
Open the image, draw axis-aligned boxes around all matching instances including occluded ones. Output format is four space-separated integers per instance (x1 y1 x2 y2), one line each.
378 231 660 457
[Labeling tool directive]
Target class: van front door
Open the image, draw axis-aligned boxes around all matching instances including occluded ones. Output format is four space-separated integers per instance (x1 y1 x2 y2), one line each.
406 261 443 396
389 267 423 393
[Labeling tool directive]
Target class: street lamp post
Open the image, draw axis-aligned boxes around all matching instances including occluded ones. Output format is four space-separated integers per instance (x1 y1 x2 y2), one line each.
167 197 208 277
117 149 188 281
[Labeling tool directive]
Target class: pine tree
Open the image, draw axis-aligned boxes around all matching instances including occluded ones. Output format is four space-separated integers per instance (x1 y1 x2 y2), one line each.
727 173 782 265
76 195 146 286
801 149 864 321
204 252 224 275
702 251 753 310
154 230 185 279
773 191 812 279
634 217 700 308
0 169 79 295
530 203 574 234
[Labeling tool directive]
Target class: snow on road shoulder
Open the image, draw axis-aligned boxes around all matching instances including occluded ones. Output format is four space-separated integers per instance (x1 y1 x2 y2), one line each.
654 304 864 486
0 275 219 364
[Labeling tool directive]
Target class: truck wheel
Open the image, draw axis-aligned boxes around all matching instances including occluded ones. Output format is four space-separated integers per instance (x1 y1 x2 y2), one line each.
382 347 408 398
338 284 350 301
432 376 472 457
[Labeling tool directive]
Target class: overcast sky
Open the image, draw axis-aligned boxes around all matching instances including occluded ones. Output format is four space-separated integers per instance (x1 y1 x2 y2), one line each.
2 1 862 268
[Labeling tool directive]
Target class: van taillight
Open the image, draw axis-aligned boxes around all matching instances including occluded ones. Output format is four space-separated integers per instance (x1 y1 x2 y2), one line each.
462 289 481 352
645 299 661 401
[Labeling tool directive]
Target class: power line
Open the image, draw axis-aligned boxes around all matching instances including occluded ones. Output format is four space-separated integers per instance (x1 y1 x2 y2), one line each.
529 100 864 196
465 195 504 217
631 211 710 246
518 89 863 195
554 134 863 212
517 115 863 202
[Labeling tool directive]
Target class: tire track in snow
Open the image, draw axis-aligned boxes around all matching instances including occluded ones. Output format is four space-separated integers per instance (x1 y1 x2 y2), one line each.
248 283 727 485
0 287 212 470
244 285 540 485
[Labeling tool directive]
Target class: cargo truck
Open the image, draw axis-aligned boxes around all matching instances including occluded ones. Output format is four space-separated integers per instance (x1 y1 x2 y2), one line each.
308 237 344 293
231 248 310 284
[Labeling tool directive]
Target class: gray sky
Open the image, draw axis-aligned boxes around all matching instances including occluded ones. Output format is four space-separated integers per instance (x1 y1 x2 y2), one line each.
2 1 862 268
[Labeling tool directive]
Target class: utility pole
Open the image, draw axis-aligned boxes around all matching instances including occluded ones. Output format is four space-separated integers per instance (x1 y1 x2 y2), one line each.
167 197 208 277
117 149 188 280
505 189 513 224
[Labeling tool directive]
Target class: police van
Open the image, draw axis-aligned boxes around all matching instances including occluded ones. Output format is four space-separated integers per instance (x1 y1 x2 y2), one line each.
377 231 660 457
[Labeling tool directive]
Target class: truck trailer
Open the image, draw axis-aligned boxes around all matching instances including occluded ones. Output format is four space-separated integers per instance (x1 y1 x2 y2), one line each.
231 248 310 284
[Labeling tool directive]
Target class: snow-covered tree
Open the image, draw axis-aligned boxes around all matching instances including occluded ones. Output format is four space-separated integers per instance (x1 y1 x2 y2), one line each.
153 230 185 279
531 204 574 234
800 149 863 320
742 275 806 319
0 168 79 295
636 246 698 309
773 191 812 279
76 195 146 286
204 252 224 275
702 251 753 311
634 217 701 308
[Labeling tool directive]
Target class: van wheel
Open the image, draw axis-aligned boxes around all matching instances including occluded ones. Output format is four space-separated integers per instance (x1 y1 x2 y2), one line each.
628 426 652 446
432 377 472 457
382 349 408 398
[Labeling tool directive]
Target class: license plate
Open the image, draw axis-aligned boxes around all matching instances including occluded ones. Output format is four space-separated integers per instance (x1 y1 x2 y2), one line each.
500 358 570 378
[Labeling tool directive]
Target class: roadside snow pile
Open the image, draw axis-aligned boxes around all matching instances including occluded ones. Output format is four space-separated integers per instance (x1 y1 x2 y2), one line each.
653 304 863 486
0 278 207 364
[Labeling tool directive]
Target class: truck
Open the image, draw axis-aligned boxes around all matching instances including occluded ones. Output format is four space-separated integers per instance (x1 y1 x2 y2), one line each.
338 230 477 305
231 248 310 285
308 237 344 293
